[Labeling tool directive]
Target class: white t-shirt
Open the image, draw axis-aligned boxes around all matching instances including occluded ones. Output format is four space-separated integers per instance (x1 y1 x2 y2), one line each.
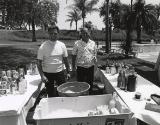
37 40 68 73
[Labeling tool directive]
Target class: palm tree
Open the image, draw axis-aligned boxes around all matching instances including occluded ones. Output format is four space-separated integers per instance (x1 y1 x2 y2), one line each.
99 0 121 53
133 0 157 43
66 9 81 31
155 4 160 20
119 1 157 54
131 0 133 11
69 0 99 28
24 0 59 41
120 4 136 55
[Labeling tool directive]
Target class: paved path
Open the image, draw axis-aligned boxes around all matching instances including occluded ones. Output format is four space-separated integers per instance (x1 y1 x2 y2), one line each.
137 52 159 63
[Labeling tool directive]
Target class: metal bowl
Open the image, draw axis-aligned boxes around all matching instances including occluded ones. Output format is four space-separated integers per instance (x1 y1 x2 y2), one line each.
57 82 90 97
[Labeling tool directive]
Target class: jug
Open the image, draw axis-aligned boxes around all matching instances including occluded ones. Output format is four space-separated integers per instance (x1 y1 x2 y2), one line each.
127 75 137 92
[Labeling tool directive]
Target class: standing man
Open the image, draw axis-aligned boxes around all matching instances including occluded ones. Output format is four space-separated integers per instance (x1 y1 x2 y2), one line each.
37 25 70 97
72 27 97 93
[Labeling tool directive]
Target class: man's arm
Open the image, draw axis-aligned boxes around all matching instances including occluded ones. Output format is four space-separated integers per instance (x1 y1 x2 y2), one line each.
37 59 48 83
72 55 77 71
63 57 70 73
63 57 71 80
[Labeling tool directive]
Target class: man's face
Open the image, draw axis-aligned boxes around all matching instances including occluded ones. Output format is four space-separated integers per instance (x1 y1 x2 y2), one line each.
48 28 59 41
81 29 90 42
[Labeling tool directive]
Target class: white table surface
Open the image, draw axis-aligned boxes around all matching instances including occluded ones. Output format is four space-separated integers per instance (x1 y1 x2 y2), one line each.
0 74 41 125
100 70 160 125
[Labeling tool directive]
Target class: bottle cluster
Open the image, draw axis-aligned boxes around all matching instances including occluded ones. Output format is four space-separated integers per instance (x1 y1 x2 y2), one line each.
105 61 124 75
0 68 27 96
28 62 39 75
117 63 137 92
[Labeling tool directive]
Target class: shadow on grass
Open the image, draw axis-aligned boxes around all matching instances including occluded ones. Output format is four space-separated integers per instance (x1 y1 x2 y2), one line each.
9 39 32 43
0 46 37 70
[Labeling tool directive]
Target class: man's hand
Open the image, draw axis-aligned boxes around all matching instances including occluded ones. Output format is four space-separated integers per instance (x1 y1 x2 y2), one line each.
66 73 71 80
41 75 48 83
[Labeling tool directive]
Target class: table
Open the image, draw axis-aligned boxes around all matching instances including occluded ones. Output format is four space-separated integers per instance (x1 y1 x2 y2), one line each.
100 70 160 125
0 74 41 125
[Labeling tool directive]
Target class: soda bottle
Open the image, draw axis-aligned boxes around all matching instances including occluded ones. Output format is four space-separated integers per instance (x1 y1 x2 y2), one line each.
117 70 122 88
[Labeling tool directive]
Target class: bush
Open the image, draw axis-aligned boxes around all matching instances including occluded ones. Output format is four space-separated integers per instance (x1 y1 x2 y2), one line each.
3 29 160 43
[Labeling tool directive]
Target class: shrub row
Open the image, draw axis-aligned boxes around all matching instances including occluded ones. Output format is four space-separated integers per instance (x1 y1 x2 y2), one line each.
6 29 160 42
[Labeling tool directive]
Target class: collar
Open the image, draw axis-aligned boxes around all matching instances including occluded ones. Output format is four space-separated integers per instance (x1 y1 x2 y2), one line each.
48 40 57 45
81 39 91 44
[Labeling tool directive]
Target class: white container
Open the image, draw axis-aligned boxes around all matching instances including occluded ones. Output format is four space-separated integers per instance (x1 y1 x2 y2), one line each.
33 94 132 125
19 78 27 94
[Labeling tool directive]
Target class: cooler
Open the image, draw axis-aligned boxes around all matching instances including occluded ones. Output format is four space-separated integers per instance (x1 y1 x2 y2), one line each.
33 94 133 125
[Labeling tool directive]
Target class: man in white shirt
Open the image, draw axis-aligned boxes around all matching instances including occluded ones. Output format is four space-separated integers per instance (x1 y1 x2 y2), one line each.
72 27 97 93
37 25 70 97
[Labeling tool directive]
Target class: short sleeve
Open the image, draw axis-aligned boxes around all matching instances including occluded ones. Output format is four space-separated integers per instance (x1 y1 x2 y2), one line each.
62 43 68 57
72 41 78 55
37 45 44 60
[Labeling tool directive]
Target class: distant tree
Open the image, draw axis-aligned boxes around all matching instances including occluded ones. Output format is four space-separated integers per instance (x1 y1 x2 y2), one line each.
99 0 121 53
23 0 59 41
155 3 160 20
1 0 26 29
36 0 59 30
133 0 157 43
69 0 99 28
66 9 81 31
0 0 59 41
100 1 121 29
0 0 6 26
120 4 135 55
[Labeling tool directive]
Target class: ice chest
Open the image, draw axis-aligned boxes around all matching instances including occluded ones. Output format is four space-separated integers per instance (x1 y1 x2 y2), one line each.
33 94 133 125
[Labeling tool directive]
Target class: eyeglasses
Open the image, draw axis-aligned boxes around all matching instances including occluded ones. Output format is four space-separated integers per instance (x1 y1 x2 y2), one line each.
48 32 58 35
81 32 89 36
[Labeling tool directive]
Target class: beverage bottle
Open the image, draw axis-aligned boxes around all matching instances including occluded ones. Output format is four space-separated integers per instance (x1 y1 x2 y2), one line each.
109 92 119 114
7 70 12 78
1 73 9 89
8 77 13 94
12 70 19 91
120 69 126 90
19 68 25 78
110 64 116 75
18 74 27 94
106 66 110 74
117 70 122 88
127 72 137 92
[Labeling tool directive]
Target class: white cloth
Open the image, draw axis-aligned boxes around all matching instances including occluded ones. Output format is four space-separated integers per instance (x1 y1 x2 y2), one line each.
100 70 160 125
37 40 68 73
0 74 41 125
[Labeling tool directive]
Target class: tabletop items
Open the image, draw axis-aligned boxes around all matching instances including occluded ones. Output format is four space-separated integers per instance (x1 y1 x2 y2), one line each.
0 68 27 96
99 61 138 92
28 62 39 75
117 64 137 92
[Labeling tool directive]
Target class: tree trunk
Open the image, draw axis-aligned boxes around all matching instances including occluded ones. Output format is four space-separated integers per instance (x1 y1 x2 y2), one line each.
75 21 77 31
136 19 141 44
137 25 141 44
2 9 5 25
82 18 85 28
131 0 133 12
109 20 112 50
31 17 36 42
28 23 31 31
105 0 110 53
125 29 132 55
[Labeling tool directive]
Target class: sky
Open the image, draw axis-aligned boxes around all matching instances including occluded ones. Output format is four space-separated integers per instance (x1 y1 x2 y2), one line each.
56 0 160 30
